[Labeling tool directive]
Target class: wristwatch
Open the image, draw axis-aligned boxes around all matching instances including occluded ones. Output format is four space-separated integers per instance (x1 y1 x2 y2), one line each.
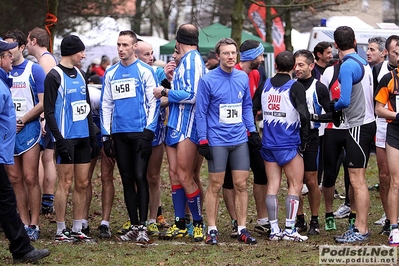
161 88 167 97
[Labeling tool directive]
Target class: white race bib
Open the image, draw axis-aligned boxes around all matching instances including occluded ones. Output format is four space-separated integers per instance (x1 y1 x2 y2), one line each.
111 78 136 100
219 103 242 124
13 97 27 118
71 100 90 122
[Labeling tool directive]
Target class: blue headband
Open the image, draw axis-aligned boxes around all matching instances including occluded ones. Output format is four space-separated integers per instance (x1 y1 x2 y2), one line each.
240 43 264 61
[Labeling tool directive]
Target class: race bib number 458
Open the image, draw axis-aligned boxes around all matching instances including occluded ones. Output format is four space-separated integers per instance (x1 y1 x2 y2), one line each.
111 78 136 100
219 103 242 124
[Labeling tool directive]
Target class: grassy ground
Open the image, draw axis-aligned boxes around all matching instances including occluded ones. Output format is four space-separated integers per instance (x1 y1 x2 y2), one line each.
0 153 394 265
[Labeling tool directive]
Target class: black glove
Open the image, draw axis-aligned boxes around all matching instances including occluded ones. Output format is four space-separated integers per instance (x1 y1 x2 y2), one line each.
137 129 154 161
103 136 117 158
161 78 171 89
247 131 262 153
198 140 213 160
329 99 343 127
55 138 71 161
90 136 100 159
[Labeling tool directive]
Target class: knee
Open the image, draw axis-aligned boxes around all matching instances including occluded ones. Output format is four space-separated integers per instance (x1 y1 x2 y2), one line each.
74 179 89 192
147 174 160 186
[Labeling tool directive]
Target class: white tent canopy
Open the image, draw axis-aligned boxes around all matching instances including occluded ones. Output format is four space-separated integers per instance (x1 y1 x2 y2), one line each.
53 17 168 71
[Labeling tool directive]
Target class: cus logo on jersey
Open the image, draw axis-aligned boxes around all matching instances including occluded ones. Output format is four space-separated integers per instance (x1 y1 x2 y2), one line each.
80 86 86 95
267 94 281 111
238 91 243 99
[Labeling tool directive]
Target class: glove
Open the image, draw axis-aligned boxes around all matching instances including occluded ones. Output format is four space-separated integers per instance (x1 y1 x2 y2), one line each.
90 136 100 159
55 138 71 161
103 136 117 158
137 129 154 161
161 78 171 89
198 139 213 160
329 99 343 127
247 131 262 153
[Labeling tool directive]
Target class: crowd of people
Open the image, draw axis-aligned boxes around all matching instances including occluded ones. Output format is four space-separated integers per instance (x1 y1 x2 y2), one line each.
1 22 399 263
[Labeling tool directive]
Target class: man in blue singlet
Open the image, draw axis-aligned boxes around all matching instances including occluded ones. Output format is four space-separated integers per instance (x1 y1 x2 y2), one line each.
44 35 99 242
3 29 46 241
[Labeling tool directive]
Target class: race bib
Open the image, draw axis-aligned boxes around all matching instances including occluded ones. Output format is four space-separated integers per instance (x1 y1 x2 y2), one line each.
219 103 242 124
111 78 136 100
71 100 90 122
13 97 27 118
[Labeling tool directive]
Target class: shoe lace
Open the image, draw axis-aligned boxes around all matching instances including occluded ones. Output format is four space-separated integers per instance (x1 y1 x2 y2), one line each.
240 229 252 241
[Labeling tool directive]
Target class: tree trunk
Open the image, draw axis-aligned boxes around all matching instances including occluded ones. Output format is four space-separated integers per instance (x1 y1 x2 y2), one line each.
283 0 293 52
231 0 244 48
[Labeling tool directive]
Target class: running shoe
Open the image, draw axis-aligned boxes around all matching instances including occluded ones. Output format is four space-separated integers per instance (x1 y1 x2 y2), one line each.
70 230 93 242
27 225 40 241
389 228 399 246
157 215 170 229
119 225 139 241
230 220 238 238
193 223 206 242
335 228 369 243
238 228 257 245
148 223 159 237
98 224 112 239
334 189 345 199
81 225 90 236
325 216 337 231
136 225 150 244
55 229 74 242
294 219 308 233
334 203 350 219
333 224 354 241
117 220 131 235
254 221 271 237
380 219 391 236
282 227 308 242
269 228 283 241
308 219 320 235
186 221 194 237
41 205 54 215
159 224 188 240
374 213 386 225
205 230 218 245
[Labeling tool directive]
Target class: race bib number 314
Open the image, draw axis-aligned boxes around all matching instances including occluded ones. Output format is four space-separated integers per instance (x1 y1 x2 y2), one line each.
111 78 136 100
219 103 242 124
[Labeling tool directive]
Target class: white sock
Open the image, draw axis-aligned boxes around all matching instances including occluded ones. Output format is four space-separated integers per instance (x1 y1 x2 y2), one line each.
148 219 156 224
237 226 246 233
56 221 66 235
72 220 82 233
82 219 88 229
257 217 269 225
270 219 279 233
101 220 110 227
207 225 217 234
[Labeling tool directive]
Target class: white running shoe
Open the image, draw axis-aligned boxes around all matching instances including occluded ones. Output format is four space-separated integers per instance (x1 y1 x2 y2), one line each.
120 225 138 241
301 184 309 195
269 228 283 241
334 203 351 219
389 228 399 246
374 213 386 225
282 228 308 242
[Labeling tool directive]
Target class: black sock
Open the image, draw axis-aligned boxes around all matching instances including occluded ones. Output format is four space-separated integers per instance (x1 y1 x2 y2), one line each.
176 217 186 230
297 214 305 222
311 215 319 222
157 206 162 217
326 212 334 218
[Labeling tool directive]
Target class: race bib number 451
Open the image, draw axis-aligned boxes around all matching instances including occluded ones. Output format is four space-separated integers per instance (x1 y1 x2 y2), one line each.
219 103 242 124
111 78 136 100
72 100 90 122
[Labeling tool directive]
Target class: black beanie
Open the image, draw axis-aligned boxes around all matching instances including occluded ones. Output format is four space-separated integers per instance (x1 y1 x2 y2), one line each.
61 35 85 56
176 30 199 46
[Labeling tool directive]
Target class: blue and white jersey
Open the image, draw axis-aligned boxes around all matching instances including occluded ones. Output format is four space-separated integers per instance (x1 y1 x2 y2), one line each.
305 79 322 130
167 50 206 142
100 59 160 135
10 60 44 155
261 79 301 150
152 65 167 146
0 68 16 164
53 66 90 139
335 53 375 128
196 67 256 146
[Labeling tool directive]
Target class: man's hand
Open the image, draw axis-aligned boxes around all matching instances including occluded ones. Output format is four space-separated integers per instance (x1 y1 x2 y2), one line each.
247 131 262 153
55 138 71 161
137 129 154 162
198 139 213 160
103 136 117 158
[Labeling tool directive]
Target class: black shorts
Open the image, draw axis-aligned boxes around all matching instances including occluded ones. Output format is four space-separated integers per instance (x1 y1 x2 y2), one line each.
55 137 91 164
303 135 319 172
386 123 399 150
345 122 376 168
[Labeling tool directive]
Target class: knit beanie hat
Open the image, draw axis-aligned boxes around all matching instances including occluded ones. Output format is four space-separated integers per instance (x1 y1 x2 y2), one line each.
61 35 85 56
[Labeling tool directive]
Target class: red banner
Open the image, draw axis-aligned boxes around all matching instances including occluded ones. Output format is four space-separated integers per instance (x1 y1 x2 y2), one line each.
248 2 285 56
